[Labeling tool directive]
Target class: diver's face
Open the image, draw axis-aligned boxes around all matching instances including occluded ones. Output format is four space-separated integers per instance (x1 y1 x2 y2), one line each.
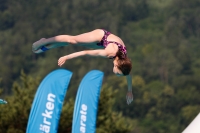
113 59 123 76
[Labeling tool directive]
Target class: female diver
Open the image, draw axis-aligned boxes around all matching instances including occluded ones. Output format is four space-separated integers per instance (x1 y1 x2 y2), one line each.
32 29 133 105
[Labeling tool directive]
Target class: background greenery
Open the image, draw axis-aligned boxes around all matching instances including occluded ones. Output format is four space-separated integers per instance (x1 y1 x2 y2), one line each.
0 0 200 132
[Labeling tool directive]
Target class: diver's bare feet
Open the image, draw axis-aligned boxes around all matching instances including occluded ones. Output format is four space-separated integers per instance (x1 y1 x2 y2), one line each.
32 38 46 51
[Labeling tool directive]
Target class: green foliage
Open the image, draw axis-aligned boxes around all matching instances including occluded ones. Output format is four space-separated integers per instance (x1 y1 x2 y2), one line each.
0 0 200 132
58 99 74 132
0 71 40 133
97 85 135 133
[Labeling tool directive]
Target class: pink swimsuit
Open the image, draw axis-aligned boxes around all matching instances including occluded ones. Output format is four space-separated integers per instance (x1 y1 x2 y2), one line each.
97 29 127 59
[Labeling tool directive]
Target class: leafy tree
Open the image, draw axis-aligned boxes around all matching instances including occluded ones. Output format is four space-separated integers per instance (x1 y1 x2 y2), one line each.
0 71 40 133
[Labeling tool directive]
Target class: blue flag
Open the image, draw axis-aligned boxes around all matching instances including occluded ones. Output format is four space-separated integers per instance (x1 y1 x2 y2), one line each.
26 69 72 133
72 70 104 133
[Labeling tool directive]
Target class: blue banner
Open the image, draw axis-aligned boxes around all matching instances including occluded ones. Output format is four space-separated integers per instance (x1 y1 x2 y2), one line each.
26 69 72 133
72 70 104 133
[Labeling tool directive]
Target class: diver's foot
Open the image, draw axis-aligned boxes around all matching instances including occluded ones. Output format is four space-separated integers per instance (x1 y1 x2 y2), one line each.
32 38 46 51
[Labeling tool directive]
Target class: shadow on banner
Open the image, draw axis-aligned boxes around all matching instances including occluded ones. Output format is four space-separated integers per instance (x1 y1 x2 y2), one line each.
26 69 72 133
72 70 104 133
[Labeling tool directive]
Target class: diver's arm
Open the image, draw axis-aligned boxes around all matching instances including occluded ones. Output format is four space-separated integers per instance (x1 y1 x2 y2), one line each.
126 74 133 105
58 50 108 66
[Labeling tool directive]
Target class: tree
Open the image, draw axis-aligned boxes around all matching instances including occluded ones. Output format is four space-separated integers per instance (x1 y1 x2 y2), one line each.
0 71 40 133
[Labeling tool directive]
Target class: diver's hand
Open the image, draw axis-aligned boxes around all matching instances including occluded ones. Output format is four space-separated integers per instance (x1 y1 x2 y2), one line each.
126 91 133 105
58 56 68 67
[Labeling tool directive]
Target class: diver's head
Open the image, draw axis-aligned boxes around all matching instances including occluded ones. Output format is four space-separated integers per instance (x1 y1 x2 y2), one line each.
113 56 132 76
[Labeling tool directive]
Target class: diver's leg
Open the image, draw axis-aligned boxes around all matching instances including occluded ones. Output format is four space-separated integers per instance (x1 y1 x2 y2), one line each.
32 29 104 53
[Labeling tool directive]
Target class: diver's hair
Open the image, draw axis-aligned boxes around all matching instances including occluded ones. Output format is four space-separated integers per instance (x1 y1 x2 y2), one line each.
116 51 132 76
116 50 126 59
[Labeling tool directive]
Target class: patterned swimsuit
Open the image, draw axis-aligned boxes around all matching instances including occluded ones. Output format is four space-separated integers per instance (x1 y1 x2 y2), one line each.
97 29 127 59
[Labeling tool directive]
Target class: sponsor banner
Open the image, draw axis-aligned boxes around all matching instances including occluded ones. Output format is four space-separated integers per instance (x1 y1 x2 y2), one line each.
26 69 72 133
72 70 104 133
